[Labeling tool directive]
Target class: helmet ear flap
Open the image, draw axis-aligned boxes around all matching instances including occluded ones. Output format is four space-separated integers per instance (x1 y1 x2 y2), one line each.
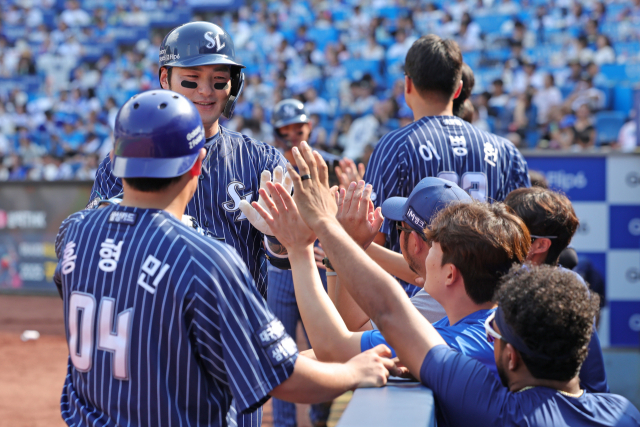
222 69 244 119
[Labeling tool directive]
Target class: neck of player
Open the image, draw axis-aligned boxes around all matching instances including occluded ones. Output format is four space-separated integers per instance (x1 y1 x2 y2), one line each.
119 177 195 220
508 369 582 396
408 93 455 122
204 120 220 139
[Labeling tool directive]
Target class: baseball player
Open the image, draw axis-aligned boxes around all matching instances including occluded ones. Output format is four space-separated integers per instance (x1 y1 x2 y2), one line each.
54 90 396 427
259 99 339 427
86 22 306 427
364 35 530 297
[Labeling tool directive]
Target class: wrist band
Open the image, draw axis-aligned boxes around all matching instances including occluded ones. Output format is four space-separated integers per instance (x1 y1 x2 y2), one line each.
326 271 337 276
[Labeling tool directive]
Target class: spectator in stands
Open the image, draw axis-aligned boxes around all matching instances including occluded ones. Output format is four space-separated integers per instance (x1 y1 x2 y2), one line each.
60 0 91 27
615 110 637 153
360 35 385 61
568 76 605 112
15 51 36 76
488 79 510 108
303 87 330 116
572 35 595 66
341 98 397 162
387 29 416 60
594 35 615 65
592 1 607 25
122 4 149 27
571 104 596 150
512 62 544 94
533 73 563 125
508 89 538 147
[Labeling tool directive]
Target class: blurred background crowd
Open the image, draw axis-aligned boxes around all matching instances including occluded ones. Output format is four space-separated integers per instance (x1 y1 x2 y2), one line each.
0 0 639 181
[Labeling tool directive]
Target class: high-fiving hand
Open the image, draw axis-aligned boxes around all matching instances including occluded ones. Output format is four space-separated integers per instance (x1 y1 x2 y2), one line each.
239 166 293 236
335 180 383 249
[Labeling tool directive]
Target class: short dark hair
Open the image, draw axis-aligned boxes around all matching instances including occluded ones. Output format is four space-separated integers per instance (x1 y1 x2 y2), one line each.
453 62 475 117
425 201 531 304
504 187 579 265
496 264 599 381
528 170 548 188
124 176 183 192
404 35 463 101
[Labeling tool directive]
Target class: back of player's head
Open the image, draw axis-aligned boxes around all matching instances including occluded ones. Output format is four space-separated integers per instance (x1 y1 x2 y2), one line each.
404 35 463 102
425 201 530 304
504 187 579 266
453 62 475 117
495 264 599 381
113 90 205 192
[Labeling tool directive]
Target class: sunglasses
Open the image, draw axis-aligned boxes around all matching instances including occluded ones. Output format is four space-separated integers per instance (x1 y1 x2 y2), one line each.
530 234 558 243
396 222 428 242
484 311 503 344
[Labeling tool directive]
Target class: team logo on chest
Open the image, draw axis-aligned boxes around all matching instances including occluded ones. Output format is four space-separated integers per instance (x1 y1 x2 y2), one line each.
222 181 253 221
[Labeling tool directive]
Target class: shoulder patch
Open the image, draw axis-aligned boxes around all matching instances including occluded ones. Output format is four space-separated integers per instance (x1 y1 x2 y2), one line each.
108 211 138 225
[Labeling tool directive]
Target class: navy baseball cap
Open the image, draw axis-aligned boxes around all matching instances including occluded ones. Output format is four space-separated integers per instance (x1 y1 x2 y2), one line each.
381 177 471 234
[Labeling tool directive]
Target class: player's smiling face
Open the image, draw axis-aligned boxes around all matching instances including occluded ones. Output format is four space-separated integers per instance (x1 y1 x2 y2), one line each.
163 64 231 131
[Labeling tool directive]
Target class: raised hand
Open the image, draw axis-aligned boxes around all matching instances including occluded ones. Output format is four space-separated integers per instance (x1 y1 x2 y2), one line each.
250 181 316 252
239 166 293 236
287 142 339 230
345 344 399 388
335 158 366 190
335 180 383 249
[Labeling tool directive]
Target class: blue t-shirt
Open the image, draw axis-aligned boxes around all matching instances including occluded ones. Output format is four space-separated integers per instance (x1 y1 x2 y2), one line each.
420 345 640 427
361 308 497 377
559 266 609 394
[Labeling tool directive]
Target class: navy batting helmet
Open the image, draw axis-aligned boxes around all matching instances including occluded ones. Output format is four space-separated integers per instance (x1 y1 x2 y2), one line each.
272 99 309 129
112 90 205 179
159 21 246 119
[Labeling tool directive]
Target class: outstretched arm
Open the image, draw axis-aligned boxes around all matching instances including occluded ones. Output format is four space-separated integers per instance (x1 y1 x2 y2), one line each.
287 142 446 379
271 345 397 403
252 181 363 363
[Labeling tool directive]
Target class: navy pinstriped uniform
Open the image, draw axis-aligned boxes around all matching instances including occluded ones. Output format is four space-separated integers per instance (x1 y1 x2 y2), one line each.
364 115 530 297
89 127 286 301
54 205 297 427
267 150 337 427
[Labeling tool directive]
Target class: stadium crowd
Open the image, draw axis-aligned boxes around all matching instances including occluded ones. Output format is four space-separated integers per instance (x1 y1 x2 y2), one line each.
0 0 639 181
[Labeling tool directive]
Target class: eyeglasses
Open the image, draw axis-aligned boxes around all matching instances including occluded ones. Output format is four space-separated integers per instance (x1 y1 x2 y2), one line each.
396 222 428 242
484 311 503 344
530 234 558 243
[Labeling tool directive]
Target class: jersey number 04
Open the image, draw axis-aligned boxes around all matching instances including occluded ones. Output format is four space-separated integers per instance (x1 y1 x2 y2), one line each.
67 291 133 380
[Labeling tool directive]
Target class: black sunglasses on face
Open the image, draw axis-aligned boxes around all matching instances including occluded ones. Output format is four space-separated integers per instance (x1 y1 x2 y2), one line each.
396 222 428 242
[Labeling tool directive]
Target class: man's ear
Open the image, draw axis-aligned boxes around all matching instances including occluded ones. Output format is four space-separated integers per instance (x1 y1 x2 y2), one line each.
404 75 412 95
160 67 170 90
505 343 522 372
453 80 463 100
530 238 552 255
444 262 458 288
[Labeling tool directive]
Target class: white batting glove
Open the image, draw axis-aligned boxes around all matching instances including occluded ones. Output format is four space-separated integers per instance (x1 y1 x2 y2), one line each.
239 166 293 236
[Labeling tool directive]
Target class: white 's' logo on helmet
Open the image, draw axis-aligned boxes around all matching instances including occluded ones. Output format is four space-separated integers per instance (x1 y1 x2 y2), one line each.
204 32 226 52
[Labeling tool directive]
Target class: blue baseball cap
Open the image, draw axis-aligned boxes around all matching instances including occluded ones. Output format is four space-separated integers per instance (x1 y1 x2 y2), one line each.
381 177 471 234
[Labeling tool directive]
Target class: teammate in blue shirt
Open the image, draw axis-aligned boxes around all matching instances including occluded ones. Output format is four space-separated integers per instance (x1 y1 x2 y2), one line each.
277 145 640 427
505 186 609 393
245 147 530 380
364 35 530 297
54 91 397 427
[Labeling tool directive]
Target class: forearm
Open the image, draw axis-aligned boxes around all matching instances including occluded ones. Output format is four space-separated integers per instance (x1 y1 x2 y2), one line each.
289 246 361 362
334 276 373 331
270 356 356 403
312 217 446 375
366 243 422 286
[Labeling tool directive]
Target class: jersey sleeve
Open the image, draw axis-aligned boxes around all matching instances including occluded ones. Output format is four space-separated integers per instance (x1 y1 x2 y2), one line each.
87 155 123 209
498 144 530 200
420 345 510 426
258 141 288 174
360 330 397 358
363 133 406 236
190 242 297 414
53 210 87 297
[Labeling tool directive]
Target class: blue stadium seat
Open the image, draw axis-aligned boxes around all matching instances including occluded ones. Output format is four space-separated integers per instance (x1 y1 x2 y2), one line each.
374 6 409 20
111 27 149 46
595 111 626 145
613 85 634 114
148 9 192 28
473 14 511 35
82 43 115 63
343 59 383 82
307 27 339 50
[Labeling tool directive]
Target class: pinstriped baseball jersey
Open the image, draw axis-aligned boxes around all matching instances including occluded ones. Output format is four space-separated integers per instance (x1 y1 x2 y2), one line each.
88 127 287 301
54 205 297 427
364 115 530 295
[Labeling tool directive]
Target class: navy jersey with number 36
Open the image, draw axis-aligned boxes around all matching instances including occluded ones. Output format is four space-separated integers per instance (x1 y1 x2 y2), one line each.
364 116 530 295
54 205 297 427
